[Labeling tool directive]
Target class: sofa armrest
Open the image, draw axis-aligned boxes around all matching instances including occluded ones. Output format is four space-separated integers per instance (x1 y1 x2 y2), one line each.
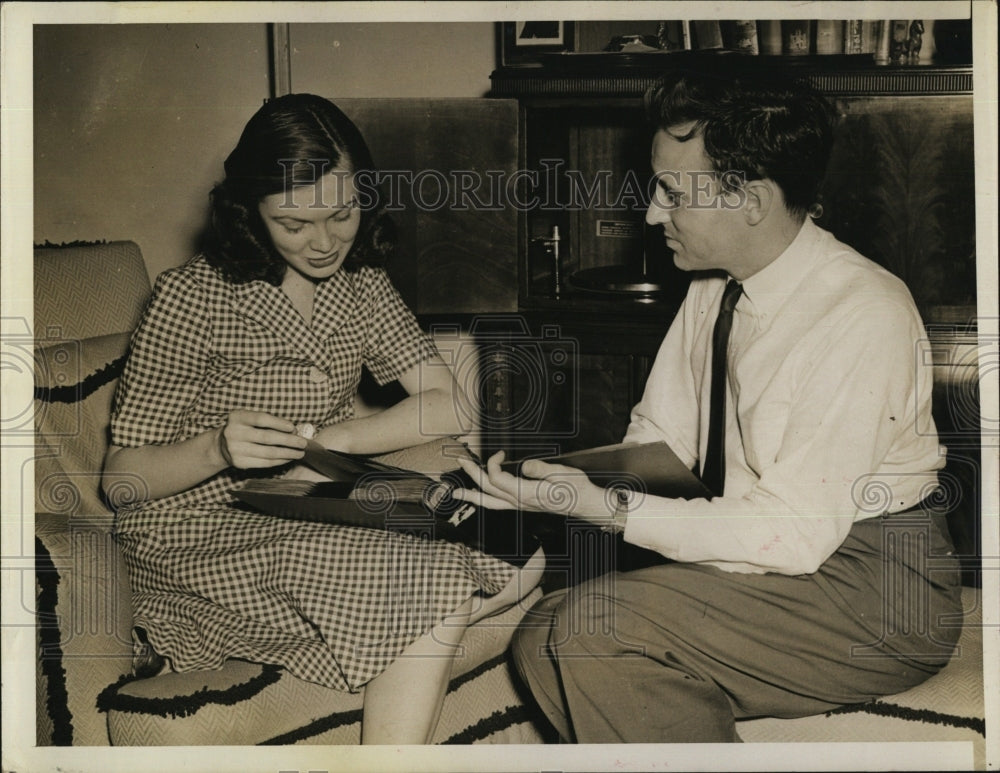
36 512 134 746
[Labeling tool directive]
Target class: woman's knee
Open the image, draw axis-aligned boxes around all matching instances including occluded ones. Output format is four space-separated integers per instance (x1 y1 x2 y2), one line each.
468 546 547 625
512 589 564 670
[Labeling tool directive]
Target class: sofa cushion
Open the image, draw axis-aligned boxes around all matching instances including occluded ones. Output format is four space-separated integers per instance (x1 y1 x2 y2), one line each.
35 332 133 517
34 241 150 342
99 587 548 745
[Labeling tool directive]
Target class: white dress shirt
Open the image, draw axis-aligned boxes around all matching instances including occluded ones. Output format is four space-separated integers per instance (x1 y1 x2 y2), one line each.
622 218 944 575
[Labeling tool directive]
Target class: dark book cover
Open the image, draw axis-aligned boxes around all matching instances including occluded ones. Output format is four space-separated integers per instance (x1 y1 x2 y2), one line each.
234 472 537 565
502 440 711 500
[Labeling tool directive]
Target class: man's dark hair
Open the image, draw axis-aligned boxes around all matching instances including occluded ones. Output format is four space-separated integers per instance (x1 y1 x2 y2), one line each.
204 93 395 285
644 69 837 216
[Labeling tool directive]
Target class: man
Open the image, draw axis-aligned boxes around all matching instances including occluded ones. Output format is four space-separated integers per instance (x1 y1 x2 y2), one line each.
456 68 961 743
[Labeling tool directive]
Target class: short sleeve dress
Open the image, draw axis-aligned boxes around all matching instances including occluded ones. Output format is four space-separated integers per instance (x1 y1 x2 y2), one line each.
110 256 516 691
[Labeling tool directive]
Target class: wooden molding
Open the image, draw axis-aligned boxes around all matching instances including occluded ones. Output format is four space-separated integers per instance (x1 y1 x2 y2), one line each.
268 23 292 98
490 64 973 100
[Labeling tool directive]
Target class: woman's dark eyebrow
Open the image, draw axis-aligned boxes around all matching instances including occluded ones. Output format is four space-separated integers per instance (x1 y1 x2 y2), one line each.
271 199 357 221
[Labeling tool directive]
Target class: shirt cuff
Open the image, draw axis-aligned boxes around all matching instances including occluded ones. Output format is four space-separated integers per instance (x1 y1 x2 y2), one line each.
620 493 673 552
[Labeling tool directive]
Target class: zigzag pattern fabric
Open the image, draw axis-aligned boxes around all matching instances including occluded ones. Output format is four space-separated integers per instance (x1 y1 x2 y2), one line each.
35 515 135 747
34 242 152 747
34 333 133 517
34 241 151 342
101 655 550 746
99 590 548 746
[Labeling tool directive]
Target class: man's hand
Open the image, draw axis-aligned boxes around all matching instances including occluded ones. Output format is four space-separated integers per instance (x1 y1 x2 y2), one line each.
216 410 307 469
454 450 608 518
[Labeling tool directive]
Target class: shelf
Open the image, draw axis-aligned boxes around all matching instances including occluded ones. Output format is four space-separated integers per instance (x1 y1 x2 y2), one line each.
491 60 973 99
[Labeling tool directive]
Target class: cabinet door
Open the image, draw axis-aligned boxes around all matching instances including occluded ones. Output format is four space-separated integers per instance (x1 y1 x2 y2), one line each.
498 350 644 457
337 98 520 314
819 95 975 316
564 352 636 450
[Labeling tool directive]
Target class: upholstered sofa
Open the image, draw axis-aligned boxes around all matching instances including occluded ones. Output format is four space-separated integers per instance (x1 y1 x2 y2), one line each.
34 241 985 763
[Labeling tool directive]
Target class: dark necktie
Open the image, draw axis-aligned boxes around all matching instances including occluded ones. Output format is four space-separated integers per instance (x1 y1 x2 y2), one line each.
701 279 743 497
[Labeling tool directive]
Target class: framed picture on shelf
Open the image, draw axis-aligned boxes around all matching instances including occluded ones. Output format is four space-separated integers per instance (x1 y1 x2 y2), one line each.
499 21 575 66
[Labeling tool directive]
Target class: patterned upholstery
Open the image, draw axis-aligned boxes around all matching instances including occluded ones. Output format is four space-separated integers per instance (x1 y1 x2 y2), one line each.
34 242 150 746
36 514 135 746
33 240 150 519
34 241 150 342
35 333 133 517
100 588 548 746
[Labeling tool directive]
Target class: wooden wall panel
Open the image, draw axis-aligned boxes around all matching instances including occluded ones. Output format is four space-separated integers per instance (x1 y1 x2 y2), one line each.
819 95 975 316
336 99 520 314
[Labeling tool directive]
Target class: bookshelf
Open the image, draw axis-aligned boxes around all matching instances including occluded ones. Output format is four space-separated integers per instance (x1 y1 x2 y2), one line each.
484 51 977 463
489 54 974 312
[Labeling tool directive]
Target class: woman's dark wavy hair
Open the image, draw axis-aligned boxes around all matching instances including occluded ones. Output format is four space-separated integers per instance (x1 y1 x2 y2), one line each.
644 69 837 216
204 93 395 284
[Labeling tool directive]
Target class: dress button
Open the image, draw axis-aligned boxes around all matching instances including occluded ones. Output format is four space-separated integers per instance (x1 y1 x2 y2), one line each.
308 366 327 384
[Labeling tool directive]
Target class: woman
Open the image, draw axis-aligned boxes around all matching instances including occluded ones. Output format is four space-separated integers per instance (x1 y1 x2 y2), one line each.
102 93 542 744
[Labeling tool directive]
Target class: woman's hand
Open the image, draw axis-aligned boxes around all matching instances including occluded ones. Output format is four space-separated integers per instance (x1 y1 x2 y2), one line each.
103 412 306 506
453 450 608 518
216 410 307 469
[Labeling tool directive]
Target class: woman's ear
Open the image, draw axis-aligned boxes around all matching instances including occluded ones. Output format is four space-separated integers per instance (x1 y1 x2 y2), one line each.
742 179 775 226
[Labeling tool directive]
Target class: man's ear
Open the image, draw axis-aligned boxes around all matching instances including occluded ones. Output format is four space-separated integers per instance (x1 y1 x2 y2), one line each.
742 179 775 225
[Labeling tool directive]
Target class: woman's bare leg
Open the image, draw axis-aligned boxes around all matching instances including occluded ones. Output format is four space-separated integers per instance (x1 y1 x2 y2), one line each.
361 597 473 744
468 546 546 625
361 547 546 744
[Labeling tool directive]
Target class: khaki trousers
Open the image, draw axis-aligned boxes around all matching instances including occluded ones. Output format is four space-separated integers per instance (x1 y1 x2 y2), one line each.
512 513 963 743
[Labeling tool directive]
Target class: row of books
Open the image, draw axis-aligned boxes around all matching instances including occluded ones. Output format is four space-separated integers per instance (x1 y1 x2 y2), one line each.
659 20 936 64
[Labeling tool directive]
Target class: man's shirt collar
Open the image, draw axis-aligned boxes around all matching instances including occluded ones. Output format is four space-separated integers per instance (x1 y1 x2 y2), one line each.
735 218 823 328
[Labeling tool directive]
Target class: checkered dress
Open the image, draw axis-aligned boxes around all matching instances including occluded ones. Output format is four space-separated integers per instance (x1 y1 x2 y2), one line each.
110 257 516 691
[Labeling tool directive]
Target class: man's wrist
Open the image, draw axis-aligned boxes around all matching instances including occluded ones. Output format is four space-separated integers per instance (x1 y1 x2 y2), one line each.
601 486 629 534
